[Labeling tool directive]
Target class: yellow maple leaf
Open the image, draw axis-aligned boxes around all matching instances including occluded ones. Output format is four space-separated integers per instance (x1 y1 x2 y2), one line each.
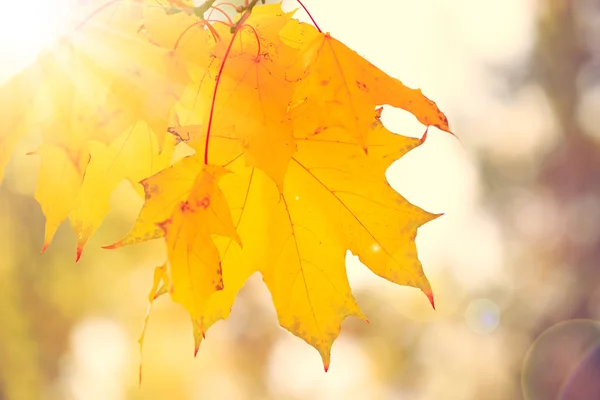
0 0 454 372
30 144 88 250
158 165 240 327
206 116 435 369
29 50 124 249
70 121 174 260
119 118 436 369
105 129 241 249
104 2 447 369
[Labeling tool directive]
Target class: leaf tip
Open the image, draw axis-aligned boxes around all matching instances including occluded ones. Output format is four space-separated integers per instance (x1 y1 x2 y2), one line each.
194 337 203 357
320 350 331 373
40 242 50 254
420 127 429 144
353 307 368 323
75 247 83 262
192 319 204 357
425 290 436 310
102 241 120 250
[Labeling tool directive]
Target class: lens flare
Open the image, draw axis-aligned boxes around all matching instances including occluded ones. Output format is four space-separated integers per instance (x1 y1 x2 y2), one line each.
521 319 600 400
464 298 500 334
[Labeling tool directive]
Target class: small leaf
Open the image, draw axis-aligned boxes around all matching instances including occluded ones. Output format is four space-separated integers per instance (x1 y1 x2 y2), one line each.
160 165 240 321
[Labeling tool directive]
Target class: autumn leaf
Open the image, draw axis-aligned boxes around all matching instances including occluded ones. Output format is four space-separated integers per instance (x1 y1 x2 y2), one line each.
109 1 447 368
118 115 436 368
209 116 435 369
30 144 89 250
158 165 240 332
0 0 454 371
104 130 241 250
69 121 174 260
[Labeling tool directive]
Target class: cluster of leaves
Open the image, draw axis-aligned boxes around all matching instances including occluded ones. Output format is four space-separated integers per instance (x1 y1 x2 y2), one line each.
0 0 451 370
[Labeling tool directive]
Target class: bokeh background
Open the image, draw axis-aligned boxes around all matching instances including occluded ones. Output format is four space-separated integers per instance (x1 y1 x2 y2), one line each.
1 0 600 398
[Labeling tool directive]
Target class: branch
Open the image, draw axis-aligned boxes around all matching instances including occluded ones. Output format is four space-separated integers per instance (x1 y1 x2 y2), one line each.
229 0 261 32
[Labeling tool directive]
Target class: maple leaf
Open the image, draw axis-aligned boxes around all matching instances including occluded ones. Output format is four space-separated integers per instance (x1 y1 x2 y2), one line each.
104 130 241 249
70 122 175 259
117 118 436 369
0 2 190 255
0 0 454 371
28 50 114 248
107 1 448 368
217 119 436 369
30 144 89 249
160 164 241 321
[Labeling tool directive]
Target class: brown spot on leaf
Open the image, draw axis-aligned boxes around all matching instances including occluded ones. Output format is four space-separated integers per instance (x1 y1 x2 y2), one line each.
198 196 210 209
355 80 368 92
179 201 193 213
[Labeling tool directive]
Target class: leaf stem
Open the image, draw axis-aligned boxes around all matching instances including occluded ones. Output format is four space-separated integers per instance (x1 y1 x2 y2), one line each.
242 24 261 57
204 0 259 164
173 20 223 50
296 0 322 33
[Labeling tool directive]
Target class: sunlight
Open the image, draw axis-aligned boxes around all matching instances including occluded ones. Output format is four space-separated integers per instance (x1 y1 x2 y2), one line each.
0 0 72 81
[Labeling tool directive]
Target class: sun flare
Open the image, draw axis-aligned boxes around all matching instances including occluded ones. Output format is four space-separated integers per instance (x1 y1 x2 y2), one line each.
0 0 72 81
